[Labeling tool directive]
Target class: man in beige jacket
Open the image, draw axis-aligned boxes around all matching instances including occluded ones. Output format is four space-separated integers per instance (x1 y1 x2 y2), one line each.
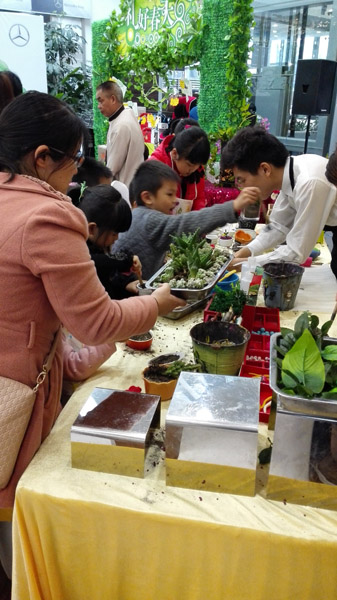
96 80 145 187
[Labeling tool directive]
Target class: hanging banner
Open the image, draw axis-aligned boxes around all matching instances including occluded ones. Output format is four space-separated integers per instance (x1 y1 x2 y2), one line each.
119 0 200 49
0 11 47 92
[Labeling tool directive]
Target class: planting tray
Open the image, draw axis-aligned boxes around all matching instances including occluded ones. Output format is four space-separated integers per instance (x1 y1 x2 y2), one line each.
241 305 280 334
270 333 337 419
143 252 232 302
164 295 212 320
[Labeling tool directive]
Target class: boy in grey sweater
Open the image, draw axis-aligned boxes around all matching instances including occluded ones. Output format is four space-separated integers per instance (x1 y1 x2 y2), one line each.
114 161 260 280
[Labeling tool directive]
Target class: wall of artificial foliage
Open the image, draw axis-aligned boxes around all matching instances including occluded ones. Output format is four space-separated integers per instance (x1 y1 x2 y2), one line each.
91 19 110 150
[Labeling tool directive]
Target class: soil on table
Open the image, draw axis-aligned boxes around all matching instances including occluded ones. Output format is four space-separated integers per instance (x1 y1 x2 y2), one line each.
129 332 152 342
144 365 176 383
149 353 180 366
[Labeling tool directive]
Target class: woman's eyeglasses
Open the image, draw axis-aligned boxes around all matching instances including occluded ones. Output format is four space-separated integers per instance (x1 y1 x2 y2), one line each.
48 146 85 168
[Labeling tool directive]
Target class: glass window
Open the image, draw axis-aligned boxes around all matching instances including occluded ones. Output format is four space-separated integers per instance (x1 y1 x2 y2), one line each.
251 1 334 153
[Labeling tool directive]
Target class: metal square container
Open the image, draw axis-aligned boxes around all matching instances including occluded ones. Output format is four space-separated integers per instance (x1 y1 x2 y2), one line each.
269 333 337 419
165 372 260 496
71 387 160 478
267 334 337 509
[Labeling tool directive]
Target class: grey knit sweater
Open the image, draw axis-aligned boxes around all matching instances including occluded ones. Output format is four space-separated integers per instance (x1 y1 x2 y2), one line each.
114 203 238 280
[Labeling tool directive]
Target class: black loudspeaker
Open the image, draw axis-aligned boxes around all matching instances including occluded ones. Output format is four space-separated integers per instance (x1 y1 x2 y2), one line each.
292 59 337 115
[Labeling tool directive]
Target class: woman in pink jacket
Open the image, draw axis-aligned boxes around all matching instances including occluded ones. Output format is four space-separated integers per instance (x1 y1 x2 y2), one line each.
0 91 183 577
149 119 210 211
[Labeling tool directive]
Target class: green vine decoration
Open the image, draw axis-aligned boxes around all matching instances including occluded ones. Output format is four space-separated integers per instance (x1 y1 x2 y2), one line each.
92 0 254 164
92 1 203 148
199 0 254 183
99 1 202 108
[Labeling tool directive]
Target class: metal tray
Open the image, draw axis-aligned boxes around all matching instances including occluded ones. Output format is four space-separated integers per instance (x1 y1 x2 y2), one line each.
143 251 233 303
270 333 337 419
163 294 212 320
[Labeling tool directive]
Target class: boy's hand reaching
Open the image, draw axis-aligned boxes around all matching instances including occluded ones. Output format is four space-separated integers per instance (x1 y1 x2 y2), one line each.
233 187 261 213
152 283 186 316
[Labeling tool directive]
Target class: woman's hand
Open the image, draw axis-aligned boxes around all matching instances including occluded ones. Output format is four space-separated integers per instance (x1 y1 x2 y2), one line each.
233 187 261 213
152 283 186 315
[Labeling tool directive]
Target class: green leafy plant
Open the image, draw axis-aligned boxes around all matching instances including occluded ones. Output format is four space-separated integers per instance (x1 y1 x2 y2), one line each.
210 287 247 316
98 1 203 111
275 311 337 399
44 20 92 122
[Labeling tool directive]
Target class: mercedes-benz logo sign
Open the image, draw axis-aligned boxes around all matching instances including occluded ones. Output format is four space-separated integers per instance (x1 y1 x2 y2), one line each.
9 24 30 47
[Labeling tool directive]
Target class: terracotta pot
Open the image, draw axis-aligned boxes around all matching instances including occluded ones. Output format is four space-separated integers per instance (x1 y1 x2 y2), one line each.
142 367 177 401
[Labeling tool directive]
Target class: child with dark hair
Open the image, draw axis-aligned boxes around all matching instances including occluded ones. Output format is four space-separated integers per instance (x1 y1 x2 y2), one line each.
149 119 210 211
78 184 141 299
114 160 260 279
68 157 113 207
73 156 113 187
221 125 337 275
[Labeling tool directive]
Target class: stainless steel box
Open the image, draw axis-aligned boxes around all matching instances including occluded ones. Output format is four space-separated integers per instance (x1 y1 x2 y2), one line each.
165 372 260 496
71 387 160 478
267 334 337 509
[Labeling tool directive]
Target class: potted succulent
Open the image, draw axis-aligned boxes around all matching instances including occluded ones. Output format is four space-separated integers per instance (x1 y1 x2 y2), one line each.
143 360 200 401
153 230 230 291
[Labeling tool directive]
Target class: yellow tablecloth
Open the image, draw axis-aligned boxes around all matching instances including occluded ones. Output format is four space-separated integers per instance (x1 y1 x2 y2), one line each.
12 255 337 600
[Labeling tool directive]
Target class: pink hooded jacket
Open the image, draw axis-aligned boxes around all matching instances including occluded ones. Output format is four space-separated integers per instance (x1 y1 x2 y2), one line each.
0 174 158 513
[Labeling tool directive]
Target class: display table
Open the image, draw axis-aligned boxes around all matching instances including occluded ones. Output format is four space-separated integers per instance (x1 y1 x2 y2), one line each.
12 255 337 600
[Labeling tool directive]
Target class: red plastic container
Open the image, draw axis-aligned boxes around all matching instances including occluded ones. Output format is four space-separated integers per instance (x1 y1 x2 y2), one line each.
126 332 153 351
203 295 222 322
241 305 280 334
239 306 279 424
240 364 272 423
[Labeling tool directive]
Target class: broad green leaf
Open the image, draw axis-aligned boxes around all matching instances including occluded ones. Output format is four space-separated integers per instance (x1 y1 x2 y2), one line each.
321 345 337 361
321 320 333 336
282 388 296 396
280 327 293 337
281 329 325 394
321 388 337 399
294 312 309 337
310 315 319 330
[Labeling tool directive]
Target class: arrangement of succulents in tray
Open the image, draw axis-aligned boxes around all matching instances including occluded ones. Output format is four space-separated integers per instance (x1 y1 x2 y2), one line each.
153 230 231 290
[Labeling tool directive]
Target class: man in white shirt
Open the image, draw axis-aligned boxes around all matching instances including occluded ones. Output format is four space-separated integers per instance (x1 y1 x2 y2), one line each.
221 126 337 277
96 80 145 187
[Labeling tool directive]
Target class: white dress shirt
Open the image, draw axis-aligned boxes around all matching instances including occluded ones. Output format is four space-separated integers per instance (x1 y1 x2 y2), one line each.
247 154 337 266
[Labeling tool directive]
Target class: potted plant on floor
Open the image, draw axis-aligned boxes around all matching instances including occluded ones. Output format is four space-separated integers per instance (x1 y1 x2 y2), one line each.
143 360 200 401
